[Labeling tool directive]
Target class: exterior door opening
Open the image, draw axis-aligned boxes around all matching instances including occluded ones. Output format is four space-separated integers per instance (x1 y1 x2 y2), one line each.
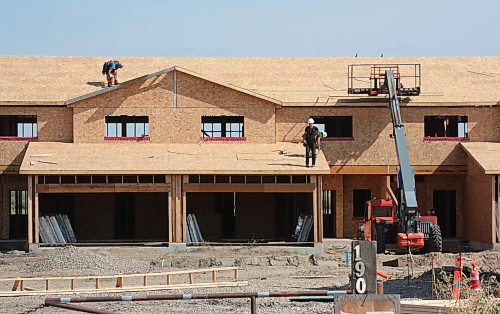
322 190 336 238
433 190 457 238
38 192 168 242
8 190 28 239
186 192 313 243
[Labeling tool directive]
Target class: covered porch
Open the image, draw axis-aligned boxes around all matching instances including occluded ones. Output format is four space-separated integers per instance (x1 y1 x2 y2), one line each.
19 142 330 247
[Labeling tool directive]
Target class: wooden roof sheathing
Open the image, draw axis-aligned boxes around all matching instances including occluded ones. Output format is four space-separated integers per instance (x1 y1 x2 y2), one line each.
461 142 500 174
1 56 500 106
19 142 330 175
65 66 282 106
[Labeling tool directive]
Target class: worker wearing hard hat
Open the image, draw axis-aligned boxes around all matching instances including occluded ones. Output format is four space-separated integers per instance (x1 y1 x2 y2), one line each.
303 118 321 167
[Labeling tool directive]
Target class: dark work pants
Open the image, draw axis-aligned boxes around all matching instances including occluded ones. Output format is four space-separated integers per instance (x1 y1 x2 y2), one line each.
305 141 317 166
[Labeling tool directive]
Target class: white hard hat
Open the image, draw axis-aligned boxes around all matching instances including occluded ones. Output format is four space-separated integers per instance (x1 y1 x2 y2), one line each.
308 118 315 124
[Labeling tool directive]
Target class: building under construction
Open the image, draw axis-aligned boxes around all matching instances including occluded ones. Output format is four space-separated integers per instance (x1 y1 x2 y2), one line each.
0 56 498 250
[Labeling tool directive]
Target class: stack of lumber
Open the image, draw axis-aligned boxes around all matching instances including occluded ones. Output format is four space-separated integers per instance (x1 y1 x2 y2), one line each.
39 214 76 244
187 214 204 243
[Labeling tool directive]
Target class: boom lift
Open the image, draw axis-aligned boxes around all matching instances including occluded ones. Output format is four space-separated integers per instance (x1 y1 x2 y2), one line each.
348 64 442 253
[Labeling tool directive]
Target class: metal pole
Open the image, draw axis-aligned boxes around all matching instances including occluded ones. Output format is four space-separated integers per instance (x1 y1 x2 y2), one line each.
45 290 352 313
45 300 114 314
250 296 256 314
46 290 351 305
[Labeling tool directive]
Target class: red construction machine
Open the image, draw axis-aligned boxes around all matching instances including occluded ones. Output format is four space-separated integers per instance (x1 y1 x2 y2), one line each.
348 64 442 253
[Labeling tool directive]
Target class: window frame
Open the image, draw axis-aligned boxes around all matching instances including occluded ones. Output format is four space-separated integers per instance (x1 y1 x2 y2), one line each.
423 115 469 141
0 115 38 140
310 116 353 141
104 115 150 140
10 190 28 216
201 115 245 140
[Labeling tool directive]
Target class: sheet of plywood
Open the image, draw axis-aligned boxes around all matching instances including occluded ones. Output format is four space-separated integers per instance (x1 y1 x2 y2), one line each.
2 56 500 105
20 142 330 175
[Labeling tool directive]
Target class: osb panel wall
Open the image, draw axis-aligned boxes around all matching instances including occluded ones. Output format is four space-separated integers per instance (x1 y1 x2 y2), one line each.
322 174 344 238
72 71 276 144
72 72 174 143
342 175 387 238
276 106 499 166
464 159 495 243
0 175 27 239
414 174 465 239
337 173 466 239
176 71 275 143
0 107 73 169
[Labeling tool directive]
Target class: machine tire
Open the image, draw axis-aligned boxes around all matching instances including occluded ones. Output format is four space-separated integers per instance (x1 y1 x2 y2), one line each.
374 225 386 254
429 224 443 252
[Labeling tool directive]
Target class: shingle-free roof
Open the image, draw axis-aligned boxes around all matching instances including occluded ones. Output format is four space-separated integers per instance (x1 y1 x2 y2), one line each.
19 142 330 175
1 56 500 106
65 66 282 106
461 142 500 174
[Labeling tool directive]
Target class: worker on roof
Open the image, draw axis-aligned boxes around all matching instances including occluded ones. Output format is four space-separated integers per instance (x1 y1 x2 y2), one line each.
303 118 320 168
102 60 124 87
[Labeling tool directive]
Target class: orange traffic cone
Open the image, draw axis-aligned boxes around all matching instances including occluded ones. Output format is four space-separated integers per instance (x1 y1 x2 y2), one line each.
452 255 462 300
470 258 480 296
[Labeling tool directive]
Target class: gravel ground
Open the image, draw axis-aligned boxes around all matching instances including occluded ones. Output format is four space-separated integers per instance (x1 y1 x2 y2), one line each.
0 244 498 313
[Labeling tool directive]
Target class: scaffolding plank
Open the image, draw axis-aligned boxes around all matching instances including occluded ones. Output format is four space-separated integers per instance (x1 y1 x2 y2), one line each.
186 217 192 243
40 217 56 243
293 216 304 241
49 216 66 243
303 215 313 242
191 214 204 242
297 215 308 242
62 215 77 242
188 214 199 243
55 215 70 243
38 217 48 244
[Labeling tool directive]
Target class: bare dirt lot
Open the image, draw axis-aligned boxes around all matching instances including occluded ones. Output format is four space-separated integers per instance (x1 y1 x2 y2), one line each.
0 243 498 313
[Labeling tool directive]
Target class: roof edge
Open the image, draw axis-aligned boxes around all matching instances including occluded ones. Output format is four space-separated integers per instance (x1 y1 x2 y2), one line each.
460 142 500 175
0 101 66 106
66 66 282 106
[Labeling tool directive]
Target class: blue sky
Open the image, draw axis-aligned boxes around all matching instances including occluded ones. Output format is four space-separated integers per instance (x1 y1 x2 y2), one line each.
0 0 498 57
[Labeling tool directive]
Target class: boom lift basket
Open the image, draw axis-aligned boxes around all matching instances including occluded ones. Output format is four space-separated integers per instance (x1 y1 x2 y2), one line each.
348 64 421 96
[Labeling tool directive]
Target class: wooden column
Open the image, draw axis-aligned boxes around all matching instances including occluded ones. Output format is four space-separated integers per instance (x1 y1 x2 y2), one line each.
336 175 344 238
182 175 188 242
317 175 323 242
34 176 39 243
312 175 318 242
167 175 173 243
27 175 33 244
170 175 183 243
176 175 182 242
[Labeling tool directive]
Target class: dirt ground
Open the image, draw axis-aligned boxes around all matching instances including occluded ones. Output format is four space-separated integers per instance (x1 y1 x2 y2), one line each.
0 243 498 314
